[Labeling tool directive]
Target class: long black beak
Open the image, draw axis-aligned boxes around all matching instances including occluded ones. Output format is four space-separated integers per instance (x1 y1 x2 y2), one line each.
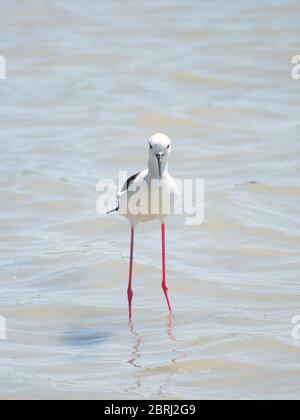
156 153 164 180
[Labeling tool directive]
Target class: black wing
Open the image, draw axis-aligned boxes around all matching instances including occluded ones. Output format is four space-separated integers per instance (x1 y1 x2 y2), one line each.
107 172 141 214
121 172 141 192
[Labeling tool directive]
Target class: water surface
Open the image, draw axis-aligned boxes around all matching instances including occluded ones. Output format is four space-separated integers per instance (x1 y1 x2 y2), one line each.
0 0 300 400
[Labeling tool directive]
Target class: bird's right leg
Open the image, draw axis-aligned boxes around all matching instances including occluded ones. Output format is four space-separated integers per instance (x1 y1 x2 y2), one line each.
127 225 135 320
161 223 172 313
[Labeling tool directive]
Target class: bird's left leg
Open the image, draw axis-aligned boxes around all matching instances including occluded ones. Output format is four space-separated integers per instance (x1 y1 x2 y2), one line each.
161 223 172 313
127 225 135 320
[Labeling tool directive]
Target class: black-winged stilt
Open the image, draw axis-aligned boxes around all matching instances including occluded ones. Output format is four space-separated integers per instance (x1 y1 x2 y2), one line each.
108 133 178 320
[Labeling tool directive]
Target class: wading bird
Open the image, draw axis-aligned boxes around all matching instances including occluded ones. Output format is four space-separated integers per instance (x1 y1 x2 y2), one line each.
107 133 178 320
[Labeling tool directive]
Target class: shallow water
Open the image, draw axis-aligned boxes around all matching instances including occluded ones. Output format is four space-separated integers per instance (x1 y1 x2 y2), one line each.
0 0 300 400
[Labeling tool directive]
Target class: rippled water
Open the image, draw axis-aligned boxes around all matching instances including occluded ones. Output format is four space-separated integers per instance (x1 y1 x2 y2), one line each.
1 0 300 400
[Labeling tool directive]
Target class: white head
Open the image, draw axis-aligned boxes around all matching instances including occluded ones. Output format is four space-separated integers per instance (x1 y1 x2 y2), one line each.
148 133 172 180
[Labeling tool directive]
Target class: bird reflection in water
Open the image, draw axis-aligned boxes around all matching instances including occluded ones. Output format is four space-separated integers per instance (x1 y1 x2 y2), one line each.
125 321 143 394
126 315 186 397
128 321 143 369
158 315 186 398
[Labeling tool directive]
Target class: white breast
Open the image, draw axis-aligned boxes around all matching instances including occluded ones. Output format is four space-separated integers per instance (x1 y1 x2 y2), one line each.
118 171 178 226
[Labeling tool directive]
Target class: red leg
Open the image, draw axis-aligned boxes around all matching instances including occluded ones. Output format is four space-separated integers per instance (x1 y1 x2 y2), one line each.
127 226 135 320
162 223 172 313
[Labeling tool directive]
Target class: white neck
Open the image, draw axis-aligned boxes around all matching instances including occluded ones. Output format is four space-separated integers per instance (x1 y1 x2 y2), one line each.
148 158 169 179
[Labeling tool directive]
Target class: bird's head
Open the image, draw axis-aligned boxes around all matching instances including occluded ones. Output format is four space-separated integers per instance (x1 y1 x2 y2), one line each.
148 133 172 180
